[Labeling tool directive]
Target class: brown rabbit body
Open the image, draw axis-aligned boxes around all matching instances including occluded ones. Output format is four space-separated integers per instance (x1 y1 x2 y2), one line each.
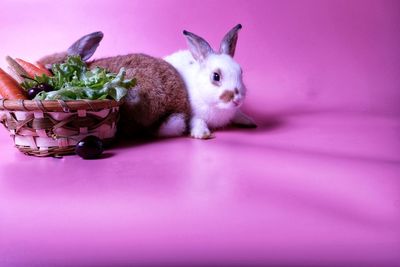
37 35 191 137
90 54 190 136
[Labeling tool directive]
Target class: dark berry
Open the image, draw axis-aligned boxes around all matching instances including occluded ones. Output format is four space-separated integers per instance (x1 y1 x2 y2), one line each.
37 83 54 92
75 136 104 159
27 83 54 99
27 87 44 99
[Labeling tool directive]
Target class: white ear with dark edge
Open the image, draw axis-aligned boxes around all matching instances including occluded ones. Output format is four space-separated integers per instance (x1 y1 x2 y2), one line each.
67 31 104 61
232 109 257 128
183 30 213 62
219 24 242 57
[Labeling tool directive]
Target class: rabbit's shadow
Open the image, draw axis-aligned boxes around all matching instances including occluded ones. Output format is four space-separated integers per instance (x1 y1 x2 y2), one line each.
227 113 285 133
111 109 289 150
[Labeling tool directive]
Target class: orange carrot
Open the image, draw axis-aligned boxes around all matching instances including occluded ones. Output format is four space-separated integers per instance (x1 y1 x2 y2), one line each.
0 68 28 99
15 58 52 77
36 62 52 75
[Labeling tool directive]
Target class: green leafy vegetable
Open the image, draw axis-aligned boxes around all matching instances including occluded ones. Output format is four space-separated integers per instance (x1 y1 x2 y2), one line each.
21 56 136 101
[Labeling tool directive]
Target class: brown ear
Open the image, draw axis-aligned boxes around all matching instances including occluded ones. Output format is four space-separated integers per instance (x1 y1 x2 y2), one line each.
219 24 242 57
67 31 104 61
183 30 213 62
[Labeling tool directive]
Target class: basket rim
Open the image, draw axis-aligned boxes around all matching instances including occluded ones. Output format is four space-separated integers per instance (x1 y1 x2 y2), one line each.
0 98 122 112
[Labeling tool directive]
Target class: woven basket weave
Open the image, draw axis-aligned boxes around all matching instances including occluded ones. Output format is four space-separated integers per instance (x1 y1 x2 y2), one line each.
0 99 121 157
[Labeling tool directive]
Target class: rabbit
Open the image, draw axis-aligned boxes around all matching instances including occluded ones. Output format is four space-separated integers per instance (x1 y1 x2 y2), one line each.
37 25 256 139
164 24 256 138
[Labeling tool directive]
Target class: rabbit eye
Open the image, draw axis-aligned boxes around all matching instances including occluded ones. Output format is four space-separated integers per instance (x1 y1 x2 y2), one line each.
213 72 220 82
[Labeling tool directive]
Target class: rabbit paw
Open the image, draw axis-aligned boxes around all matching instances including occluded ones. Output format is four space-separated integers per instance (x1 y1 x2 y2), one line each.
191 127 212 139
158 113 187 137
190 118 212 139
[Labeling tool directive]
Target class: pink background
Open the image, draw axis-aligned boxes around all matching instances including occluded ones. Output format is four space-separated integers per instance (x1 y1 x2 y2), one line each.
1 0 400 266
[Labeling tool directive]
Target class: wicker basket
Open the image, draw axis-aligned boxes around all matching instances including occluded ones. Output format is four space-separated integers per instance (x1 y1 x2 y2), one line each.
0 99 121 157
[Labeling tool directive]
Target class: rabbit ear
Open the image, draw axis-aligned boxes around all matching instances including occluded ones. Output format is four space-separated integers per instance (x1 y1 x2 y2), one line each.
219 24 242 57
183 30 213 62
67 31 104 61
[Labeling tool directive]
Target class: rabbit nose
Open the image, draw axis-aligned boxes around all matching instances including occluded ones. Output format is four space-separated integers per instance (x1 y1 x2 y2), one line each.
234 88 239 95
220 90 235 103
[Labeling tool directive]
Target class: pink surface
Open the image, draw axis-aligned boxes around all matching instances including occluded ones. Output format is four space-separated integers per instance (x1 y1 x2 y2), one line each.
1 0 400 266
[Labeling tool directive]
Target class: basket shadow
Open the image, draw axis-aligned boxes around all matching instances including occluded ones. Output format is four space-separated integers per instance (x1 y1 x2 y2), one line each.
98 152 115 159
111 133 165 150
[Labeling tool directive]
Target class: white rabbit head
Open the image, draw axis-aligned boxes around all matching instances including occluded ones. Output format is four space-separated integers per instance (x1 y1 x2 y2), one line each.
183 24 246 110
